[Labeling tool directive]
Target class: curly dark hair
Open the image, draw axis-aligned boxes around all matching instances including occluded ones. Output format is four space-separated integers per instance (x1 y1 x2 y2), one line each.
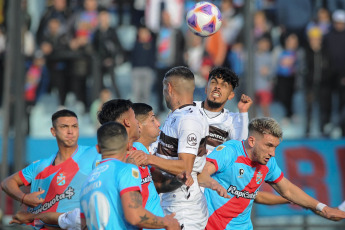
97 99 133 125
208 67 239 90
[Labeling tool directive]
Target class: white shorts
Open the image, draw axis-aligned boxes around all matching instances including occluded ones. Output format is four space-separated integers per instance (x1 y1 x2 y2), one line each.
58 208 81 230
162 196 208 230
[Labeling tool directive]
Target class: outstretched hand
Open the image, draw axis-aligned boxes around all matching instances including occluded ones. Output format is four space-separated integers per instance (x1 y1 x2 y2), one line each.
210 181 230 199
177 171 194 187
318 206 345 221
23 190 45 208
10 211 35 224
237 94 253 113
126 150 148 167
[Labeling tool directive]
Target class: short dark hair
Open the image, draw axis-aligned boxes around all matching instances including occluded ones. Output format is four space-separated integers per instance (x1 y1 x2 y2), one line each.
98 99 133 125
164 66 194 81
97 121 128 153
132 103 153 117
52 109 77 126
208 67 239 90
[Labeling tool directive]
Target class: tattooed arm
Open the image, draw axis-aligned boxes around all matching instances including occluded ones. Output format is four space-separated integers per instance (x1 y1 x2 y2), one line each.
121 190 180 229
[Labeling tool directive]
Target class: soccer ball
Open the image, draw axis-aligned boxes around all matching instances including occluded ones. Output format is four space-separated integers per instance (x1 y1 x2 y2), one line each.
186 1 222 37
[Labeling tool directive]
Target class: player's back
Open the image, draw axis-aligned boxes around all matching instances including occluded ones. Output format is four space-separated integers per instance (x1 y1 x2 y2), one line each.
80 159 141 230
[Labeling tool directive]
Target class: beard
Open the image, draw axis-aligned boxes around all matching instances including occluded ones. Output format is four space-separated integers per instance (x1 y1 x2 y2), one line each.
206 98 223 109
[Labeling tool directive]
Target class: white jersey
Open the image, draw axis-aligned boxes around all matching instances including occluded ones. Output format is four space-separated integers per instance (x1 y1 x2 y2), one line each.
195 101 249 154
156 103 209 207
339 201 345 211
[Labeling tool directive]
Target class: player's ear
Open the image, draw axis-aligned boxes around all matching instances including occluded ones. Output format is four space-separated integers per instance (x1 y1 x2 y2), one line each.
227 91 235 101
51 127 56 137
123 118 130 128
248 135 255 148
95 144 101 153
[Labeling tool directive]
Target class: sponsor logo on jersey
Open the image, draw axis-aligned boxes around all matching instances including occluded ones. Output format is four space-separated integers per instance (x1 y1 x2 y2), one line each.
132 168 139 179
227 185 257 199
216 145 225 151
187 133 197 146
29 187 75 214
57 173 65 186
256 171 263 184
238 168 244 178
89 165 109 182
171 117 177 125
141 175 152 185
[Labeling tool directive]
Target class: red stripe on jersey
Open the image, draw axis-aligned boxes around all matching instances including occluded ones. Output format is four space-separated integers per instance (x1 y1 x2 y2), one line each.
235 156 258 168
241 141 248 158
139 166 151 207
19 170 30 186
40 157 79 213
206 158 219 172
80 212 85 219
267 172 284 184
120 186 141 196
206 164 269 229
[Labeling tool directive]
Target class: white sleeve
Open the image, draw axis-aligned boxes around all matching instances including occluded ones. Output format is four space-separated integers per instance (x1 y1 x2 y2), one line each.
58 208 81 230
177 118 203 156
338 201 345 211
232 112 249 141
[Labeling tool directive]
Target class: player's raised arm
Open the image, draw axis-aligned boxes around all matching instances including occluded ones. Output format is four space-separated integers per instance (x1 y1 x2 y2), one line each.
122 190 180 229
271 177 345 221
1 172 45 208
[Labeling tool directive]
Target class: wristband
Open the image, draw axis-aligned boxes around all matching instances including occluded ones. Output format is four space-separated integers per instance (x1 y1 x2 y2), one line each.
21 193 27 205
316 203 327 212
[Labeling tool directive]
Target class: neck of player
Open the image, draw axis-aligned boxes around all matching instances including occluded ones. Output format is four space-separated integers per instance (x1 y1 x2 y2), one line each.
56 145 78 165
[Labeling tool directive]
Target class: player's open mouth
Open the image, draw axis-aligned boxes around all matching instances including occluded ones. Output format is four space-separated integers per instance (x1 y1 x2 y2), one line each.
212 91 221 98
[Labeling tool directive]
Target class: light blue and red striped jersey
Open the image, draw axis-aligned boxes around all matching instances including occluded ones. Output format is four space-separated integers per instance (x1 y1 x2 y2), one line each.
19 145 100 214
80 158 142 230
133 142 164 222
204 140 283 230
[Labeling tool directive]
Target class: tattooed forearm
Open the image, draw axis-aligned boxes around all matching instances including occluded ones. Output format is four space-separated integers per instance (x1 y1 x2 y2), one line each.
126 156 136 165
139 214 149 223
128 191 142 209
139 215 165 227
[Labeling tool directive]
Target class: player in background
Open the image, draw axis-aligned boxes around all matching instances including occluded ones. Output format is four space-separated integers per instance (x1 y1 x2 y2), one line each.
1 109 99 228
199 66 288 205
132 102 191 195
143 66 209 229
196 66 252 154
80 121 180 229
198 117 345 230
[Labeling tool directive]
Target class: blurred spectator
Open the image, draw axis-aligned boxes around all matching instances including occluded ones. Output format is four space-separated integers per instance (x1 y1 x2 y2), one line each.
130 25 156 104
273 33 304 122
304 27 328 137
145 0 184 33
205 28 227 67
326 0 345 13
90 88 112 128
132 0 146 27
114 0 134 26
306 8 331 36
322 10 345 137
0 26 5 107
73 0 99 41
220 0 244 47
155 9 185 114
92 9 124 98
39 17 69 106
277 0 312 47
24 51 49 133
253 10 272 43
36 0 74 45
255 0 278 25
227 40 245 100
254 36 274 117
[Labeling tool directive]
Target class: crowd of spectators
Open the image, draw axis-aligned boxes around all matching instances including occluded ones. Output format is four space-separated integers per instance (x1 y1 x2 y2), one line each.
0 0 345 138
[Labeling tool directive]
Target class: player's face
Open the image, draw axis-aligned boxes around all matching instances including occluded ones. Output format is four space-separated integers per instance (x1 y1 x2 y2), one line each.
205 76 234 109
252 134 280 165
51 116 79 147
141 111 161 143
128 108 141 141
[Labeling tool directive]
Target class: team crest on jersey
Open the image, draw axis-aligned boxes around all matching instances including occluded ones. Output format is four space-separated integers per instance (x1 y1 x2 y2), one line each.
256 171 263 184
216 145 225 151
187 133 197 146
57 173 66 186
132 168 139 179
